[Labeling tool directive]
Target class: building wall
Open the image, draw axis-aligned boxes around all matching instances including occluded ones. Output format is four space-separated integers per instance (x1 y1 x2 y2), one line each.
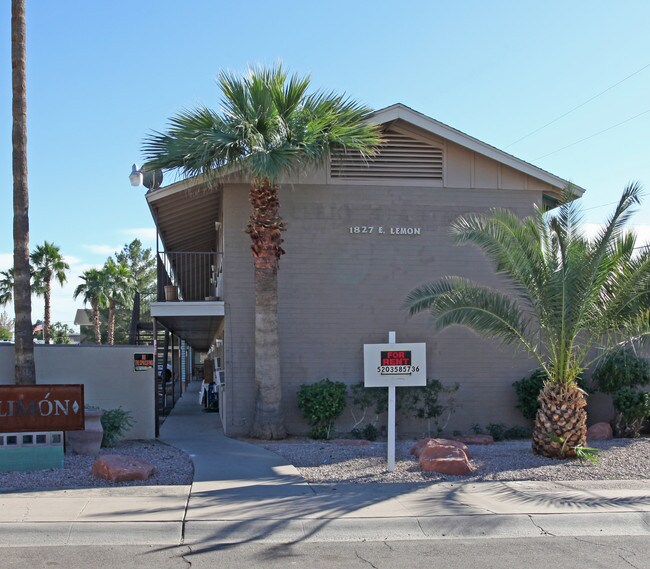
217 139 598 438
0 345 155 440
222 175 551 436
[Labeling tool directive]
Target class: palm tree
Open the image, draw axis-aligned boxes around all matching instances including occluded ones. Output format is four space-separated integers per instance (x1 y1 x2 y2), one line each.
11 0 35 384
0 269 15 306
73 268 108 344
143 65 382 438
102 259 133 345
405 183 650 459
31 241 70 344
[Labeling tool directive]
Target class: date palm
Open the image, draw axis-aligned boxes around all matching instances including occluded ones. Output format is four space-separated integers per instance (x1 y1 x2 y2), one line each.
31 241 70 344
405 183 650 459
143 65 382 438
102 259 134 345
74 268 108 344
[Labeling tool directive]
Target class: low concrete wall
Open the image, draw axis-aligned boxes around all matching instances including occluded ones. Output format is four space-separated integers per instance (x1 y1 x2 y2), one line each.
0 345 155 440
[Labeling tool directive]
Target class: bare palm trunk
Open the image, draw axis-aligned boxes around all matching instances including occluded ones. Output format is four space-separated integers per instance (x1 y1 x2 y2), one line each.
248 178 286 439
108 298 116 345
12 0 35 384
43 276 51 344
92 299 101 344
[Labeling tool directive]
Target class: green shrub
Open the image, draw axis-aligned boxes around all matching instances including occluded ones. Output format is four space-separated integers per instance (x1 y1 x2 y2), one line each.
612 387 650 437
503 425 532 439
298 379 347 439
101 408 135 447
513 369 588 420
402 379 459 437
362 423 379 441
485 423 507 441
592 347 650 394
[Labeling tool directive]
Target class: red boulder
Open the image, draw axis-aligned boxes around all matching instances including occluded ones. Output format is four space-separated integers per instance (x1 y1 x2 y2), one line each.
92 455 156 482
451 434 495 445
411 438 471 459
587 422 613 441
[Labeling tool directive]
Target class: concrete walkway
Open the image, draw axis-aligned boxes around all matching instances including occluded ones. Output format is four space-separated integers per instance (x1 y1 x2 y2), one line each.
1 382 650 547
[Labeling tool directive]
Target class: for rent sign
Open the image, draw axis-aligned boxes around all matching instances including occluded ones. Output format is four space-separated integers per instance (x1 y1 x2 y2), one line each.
0 385 85 432
364 343 427 387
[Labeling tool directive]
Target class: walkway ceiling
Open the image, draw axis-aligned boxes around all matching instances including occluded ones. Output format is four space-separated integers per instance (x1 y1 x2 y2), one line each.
147 180 222 253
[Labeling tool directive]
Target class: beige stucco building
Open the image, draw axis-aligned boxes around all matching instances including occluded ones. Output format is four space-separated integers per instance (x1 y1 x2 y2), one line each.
147 104 586 437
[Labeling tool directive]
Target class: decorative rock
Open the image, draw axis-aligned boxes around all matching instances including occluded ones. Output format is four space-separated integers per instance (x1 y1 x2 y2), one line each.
451 434 495 445
92 455 156 482
420 448 473 475
587 422 613 441
410 438 471 459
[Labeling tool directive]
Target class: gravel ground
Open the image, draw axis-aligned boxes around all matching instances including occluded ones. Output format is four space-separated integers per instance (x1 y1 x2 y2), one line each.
0 440 193 492
2 436 648 491
257 437 650 484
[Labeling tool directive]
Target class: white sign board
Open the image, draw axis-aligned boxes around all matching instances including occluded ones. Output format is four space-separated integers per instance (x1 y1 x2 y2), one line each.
363 343 427 387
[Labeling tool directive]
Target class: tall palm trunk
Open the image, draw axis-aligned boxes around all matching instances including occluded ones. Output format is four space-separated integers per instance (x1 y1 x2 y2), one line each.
108 298 116 345
43 273 52 344
532 383 587 458
12 0 35 384
91 299 101 344
248 178 286 439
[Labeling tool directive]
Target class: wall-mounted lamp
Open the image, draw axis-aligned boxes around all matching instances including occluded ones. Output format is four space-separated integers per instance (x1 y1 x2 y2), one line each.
129 163 163 190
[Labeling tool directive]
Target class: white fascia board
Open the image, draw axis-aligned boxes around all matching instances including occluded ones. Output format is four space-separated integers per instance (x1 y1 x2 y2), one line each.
151 301 225 318
372 104 585 196
145 174 209 205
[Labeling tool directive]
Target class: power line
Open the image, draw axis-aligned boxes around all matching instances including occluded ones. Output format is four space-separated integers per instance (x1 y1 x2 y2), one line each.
534 108 650 160
506 63 650 149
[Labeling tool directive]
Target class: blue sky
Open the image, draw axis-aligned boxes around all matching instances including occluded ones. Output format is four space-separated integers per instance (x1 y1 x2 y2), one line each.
1 1 649 327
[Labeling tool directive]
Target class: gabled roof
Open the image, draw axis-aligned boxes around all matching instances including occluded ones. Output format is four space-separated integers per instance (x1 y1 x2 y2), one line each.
371 104 585 196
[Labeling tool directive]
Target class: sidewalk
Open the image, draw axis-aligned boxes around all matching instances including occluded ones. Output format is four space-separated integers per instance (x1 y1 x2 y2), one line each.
1 382 649 547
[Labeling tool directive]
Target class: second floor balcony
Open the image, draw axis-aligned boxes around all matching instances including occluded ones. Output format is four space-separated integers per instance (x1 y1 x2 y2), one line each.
157 251 223 302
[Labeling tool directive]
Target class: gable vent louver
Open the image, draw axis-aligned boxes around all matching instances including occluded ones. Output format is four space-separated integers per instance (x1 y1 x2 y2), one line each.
330 129 443 180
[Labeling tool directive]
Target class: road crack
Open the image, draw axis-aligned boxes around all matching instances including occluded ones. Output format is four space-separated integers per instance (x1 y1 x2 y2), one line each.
179 544 192 568
355 550 379 569
528 515 555 536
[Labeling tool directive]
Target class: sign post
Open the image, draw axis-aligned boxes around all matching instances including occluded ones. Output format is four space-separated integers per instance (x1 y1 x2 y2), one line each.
364 332 426 472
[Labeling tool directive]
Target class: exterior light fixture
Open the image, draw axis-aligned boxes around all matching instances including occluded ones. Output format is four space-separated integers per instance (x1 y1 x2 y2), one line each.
129 163 163 190
129 163 143 187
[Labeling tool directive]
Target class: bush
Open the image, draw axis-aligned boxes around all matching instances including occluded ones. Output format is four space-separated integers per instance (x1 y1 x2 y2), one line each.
362 423 379 441
298 379 347 439
513 368 588 420
402 379 459 437
592 347 650 394
101 408 135 447
503 425 532 439
612 387 650 437
485 423 507 441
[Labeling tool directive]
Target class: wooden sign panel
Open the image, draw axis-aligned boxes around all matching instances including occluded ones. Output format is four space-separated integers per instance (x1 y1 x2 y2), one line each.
0 384 85 432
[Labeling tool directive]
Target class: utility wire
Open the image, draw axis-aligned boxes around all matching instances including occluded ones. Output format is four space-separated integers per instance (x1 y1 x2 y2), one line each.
534 108 650 160
506 63 650 149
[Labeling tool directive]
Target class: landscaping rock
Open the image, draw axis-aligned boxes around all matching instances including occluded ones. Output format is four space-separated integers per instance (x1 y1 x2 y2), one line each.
587 422 613 441
92 455 156 482
420 447 473 475
451 434 495 445
410 438 471 459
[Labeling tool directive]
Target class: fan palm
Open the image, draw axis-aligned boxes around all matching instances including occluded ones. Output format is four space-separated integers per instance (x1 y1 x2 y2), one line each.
102 259 134 345
12 0 35 384
143 65 382 438
0 269 15 306
31 241 70 344
74 268 108 344
405 183 650 458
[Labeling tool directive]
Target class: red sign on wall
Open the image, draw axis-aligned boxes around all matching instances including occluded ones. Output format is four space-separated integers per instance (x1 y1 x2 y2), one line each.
0 385 85 432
